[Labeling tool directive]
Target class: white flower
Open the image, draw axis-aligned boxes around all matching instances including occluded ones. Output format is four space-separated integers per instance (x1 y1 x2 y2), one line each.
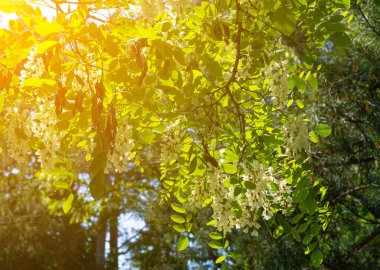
283 115 310 158
5 110 32 164
160 119 186 163
19 46 45 85
266 60 290 107
105 116 134 174
31 102 65 169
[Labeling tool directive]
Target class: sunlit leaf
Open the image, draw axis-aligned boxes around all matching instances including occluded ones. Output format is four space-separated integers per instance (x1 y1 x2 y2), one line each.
177 236 189 251
215 255 226 264
171 203 186 214
62 193 74 214
170 215 186 224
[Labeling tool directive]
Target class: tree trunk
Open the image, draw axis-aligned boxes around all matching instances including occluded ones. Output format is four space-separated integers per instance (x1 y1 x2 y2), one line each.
109 209 119 270
95 211 107 270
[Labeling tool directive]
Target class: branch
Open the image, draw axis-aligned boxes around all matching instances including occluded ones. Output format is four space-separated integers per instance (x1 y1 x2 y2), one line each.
339 201 380 225
224 0 246 140
331 184 380 205
349 227 380 255
354 3 380 37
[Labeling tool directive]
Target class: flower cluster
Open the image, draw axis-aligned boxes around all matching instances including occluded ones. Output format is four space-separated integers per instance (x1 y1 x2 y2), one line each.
191 161 292 236
266 60 290 106
105 116 134 174
160 119 186 163
31 102 65 169
19 47 45 85
282 114 310 159
5 109 32 164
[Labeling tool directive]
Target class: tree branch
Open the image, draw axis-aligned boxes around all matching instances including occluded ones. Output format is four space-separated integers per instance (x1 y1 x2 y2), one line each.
331 184 380 205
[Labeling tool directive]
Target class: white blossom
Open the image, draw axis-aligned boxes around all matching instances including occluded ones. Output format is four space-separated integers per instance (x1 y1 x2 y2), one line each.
31 102 65 169
19 46 45 85
191 160 292 236
105 116 134 174
160 119 185 163
5 109 32 164
266 60 290 106
283 114 310 158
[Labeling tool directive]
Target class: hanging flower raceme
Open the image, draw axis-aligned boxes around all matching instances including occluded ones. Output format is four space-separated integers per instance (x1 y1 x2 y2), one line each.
266 60 290 107
105 116 134 174
190 160 293 236
282 114 310 159
5 109 33 164
31 101 66 169
160 119 186 163
19 46 45 85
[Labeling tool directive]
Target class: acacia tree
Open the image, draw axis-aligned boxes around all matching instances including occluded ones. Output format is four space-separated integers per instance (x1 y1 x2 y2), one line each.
0 0 353 268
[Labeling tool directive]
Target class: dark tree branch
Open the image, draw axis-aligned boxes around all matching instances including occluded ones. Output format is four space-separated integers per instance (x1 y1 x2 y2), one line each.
350 227 380 255
354 3 380 37
331 184 380 205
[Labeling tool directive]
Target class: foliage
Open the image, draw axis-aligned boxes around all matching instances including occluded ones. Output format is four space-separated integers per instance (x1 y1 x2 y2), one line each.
310 0 380 267
0 0 357 268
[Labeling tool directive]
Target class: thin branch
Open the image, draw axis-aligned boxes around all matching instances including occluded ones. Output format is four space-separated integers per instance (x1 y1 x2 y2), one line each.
349 227 380 255
331 184 380 205
355 3 380 37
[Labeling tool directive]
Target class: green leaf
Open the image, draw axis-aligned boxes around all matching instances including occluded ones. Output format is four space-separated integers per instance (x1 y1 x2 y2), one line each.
307 75 318 91
292 229 301 242
274 225 284 239
298 221 311 233
334 0 350 8
296 99 304 108
289 75 306 91
186 213 192 222
330 32 352 47
171 203 186 214
189 156 198 174
208 240 223 249
305 242 317 255
301 194 317 215
0 1 22 13
311 249 323 267
170 215 186 224
209 232 223 240
310 223 320 236
224 240 229 248
177 236 189 251
302 234 313 245
308 131 319 143
37 40 58 54
206 220 216 227
90 170 105 200
271 6 297 35
139 129 155 144
221 163 237 174
54 181 70 190
35 22 63 36
243 181 256 190
153 40 173 59
215 255 226 264
89 151 108 177
315 124 332 138
62 193 74 214
173 224 186 233
291 213 304 224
